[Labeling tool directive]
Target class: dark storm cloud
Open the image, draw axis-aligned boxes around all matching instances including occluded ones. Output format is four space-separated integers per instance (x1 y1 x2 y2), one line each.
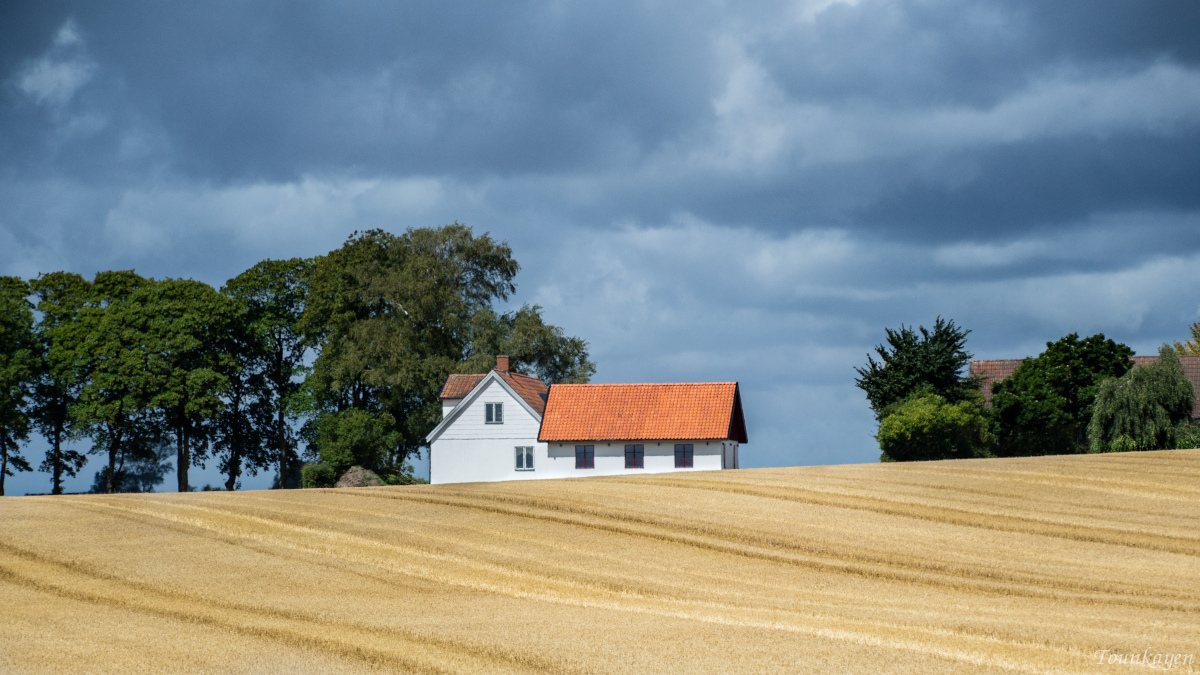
4 0 1197 237
2 0 720 181
2 0 1200 492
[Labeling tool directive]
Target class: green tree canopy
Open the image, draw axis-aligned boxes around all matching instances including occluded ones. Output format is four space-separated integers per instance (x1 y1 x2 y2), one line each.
223 258 313 488
29 272 92 494
1088 345 1196 453
0 277 37 495
990 333 1133 457
134 278 239 492
462 305 595 384
209 294 273 492
301 225 592 476
312 408 400 477
855 317 976 420
876 389 993 462
70 271 162 494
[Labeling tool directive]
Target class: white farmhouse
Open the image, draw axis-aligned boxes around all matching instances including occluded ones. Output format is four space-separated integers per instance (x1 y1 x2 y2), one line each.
425 356 748 484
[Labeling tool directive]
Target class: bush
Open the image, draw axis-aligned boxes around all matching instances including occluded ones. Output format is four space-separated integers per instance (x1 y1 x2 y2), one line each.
1175 421 1200 450
301 463 337 488
378 460 429 485
1088 345 1196 453
877 391 994 462
314 408 401 477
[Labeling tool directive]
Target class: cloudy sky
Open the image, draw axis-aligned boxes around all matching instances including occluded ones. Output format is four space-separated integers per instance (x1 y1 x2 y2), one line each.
3 0 1200 493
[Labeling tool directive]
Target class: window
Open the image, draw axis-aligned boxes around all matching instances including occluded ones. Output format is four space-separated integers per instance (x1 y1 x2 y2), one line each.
624 444 644 469
575 445 594 469
515 446 534 471
674 444 693 468
485 402 503 424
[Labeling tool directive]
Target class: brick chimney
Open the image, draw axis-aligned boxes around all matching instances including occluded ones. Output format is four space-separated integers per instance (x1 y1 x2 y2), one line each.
495 355 510 372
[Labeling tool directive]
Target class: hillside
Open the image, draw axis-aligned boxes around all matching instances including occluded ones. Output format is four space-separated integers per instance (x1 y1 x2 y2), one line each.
1 451 1198 674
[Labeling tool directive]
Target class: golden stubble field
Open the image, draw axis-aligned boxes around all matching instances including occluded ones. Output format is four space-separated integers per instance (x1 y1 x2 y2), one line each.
1 451 1198 674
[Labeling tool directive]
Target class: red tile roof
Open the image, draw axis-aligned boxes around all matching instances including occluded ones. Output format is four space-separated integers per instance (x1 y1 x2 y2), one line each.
971 355 1200 417
439 374 485 400
502 371 550 416
538 382 748 443
969 359 1024 402
439 370 549 416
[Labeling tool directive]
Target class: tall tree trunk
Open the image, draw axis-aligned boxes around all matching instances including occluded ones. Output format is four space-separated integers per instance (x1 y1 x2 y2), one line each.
177 427 189 493
51 426 63 495
224 450 241 491
277 406 286 489
106 434 118 494
225 409 241 492
224 395 243 491
1 432 8 497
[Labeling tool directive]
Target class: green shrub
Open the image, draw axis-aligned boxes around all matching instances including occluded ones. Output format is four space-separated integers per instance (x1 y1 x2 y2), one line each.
877 390 994 462
301 463 337 488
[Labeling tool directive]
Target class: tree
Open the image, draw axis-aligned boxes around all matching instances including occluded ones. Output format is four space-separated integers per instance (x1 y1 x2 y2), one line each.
876 390 993 462
855 317 976 420
29 272 92 494
70 271 161 494
135 279 237 492
224 259 313 489
300 226 524 473
1087 345 1196 453
990 333 1133 457
463 305 596 384
210 296 272 491
1175 319 1200 355
0 277 37 495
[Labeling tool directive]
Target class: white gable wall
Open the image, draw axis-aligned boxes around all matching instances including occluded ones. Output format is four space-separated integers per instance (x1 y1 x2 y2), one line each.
430 378 546 484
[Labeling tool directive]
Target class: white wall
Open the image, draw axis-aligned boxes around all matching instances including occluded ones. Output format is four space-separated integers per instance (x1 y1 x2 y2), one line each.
544 440 725 478
434 437 734 484
430 379 546 484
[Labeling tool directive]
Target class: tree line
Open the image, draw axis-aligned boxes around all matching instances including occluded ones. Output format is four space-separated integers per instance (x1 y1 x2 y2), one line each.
855 318 1200 462
0 225 594 495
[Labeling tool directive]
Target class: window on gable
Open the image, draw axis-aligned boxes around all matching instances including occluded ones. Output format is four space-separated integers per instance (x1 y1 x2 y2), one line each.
624 444 644 469
674 444 693 468
485 402 503 424
575 445 594 469
515 446 534 471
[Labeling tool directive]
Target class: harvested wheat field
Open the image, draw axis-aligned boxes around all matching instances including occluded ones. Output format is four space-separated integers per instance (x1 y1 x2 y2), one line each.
2 451 1199 674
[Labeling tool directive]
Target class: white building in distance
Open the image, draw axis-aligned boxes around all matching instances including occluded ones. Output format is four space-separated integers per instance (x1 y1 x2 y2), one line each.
425 357 747 484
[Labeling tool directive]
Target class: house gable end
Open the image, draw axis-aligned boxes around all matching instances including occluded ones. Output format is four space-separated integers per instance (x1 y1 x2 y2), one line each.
425 370 543 445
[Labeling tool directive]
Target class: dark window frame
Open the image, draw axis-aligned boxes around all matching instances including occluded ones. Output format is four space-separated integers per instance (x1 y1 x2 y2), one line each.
485 402 504 424
575 445 595 469
624 444 644 469
674 444 694 468
515 446 534 471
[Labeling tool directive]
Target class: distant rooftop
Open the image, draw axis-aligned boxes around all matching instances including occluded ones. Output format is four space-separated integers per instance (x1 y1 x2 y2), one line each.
970 355 1200 417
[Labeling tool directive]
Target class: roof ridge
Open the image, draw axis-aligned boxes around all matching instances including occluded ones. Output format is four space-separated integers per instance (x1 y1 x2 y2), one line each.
550 381 736 387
